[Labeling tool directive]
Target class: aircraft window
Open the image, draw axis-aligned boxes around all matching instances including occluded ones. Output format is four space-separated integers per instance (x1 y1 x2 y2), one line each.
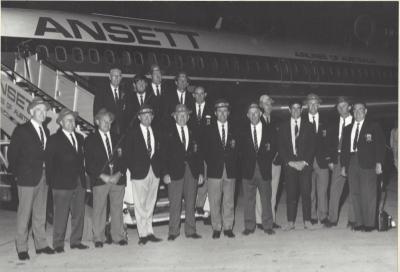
183 55 195 70
231 57 240 73
173 55 183 69
263 61 271 73
132 51 144 65
350 67 355 78
319 65 325 76
328 66 334 76
272 60 280 73
293 63 299 74
207 56 218 72
159 53 171 68
72 47 84 64
335 66 341 77
249 59 260 73
357 68 363 78
148 52 158 66
121 51 131 66
382 69 387 79
55 46 67 63
343 66 349 77
36 45 49 59
89 48 100 64
220 57 229 72
195 56 205 70
369 67 375 79
387 69 393 80
104 50 115 64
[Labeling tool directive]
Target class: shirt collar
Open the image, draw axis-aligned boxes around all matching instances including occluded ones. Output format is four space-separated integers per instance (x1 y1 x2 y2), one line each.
308 112 319 121
217 120 227 127
196 102 205 107
291 117 301 124
176 123 187 130
62 129 75 136
110 84 118 91
251 121 262 129
30 118 42 129
99 130 110 139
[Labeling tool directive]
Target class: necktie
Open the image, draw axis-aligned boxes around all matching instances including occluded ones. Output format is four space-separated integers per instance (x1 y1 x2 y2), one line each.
253 125 258 152
105 133 112 159
156 85 160 96
114 88 119 103
180 93 184 104
353 122 359 152
39 126 45 150
140 94 144 106
197 105 202 121
221 124 226 148
294 120 299 155
338 118 346 151
70 133 77 151
146 127 152 157
181 126 186 150
312 116 317 133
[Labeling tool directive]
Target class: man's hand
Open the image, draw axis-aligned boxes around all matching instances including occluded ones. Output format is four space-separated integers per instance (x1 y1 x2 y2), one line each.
288 161 298 170
376 163 383 175
109 172 122 184
100 174 111 183
198 174 204 185
328 163 334 171
340 167 347 177
163 175 171 184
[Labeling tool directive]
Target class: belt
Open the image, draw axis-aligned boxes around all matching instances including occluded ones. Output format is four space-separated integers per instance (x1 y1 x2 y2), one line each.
350 152 357 156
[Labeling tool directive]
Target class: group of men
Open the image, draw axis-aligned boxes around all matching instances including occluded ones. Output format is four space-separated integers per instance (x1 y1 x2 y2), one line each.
8 65 386 261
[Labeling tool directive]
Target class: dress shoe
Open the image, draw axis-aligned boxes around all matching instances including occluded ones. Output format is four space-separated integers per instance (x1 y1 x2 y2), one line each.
310 219 318 225
272 223 281 229
186 233 202 239
242 229 255 236
17 251 30 261
94 242 103 248
70 243 89 250
54 247 65 253
118 240 128 246
304 221 317 230
138 237 147 245
347 221 355 229
212 231 221 239
256 224 264 230
320 218 330 225
352 225 364 232
36 246 55 254
167 234 179 241
325 221 337 227
196 207 205 215
203 217 211 225
363 226 375 232
223 230 235 238
147 234 162 242
264 229 275 235
283 222 295 231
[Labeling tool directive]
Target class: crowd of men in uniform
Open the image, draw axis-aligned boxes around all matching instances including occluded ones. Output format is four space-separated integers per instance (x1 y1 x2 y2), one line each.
8 65 386 261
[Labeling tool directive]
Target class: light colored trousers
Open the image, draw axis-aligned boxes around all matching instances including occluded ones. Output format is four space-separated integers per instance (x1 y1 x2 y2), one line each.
310 159 329 221
256 163 281 224
131 167 160 238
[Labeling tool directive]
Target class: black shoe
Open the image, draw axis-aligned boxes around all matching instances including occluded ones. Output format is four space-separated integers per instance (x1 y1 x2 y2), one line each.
167 234 179 241
352 225 364 232
54 247 64 253
256 224 264 230
264 228 276 235
363 226 375 232
325 221 337 227
347 221 355 229
212 231 221 239
94 242 103 248
147 234 162 242
320 218 330 225
105 238 112 245
17 251 30 261
118 240 128 246
186 233 202 239
223 230 235 238
310 219 318 225
138 237 148 245
70 243 89 250
272 223 281 229
203 217 211 225
196 207 205 215
36 246 55 255
242 229 255 236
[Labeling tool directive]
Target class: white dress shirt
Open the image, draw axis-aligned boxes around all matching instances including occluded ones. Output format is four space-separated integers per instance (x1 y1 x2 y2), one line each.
30 119 47 148
251 121 262 149
136 92 146 105
99 130 113 158
140 124 155 157
262 114 270 124
217 120 228 144
176 123 189 150
152 83 161 96
338 115 353 140
62 129 78 152
177 90 186 104
350 119 364 152
195 102 205 118
110 84 119 101
291 117 301 155
308 112 319 133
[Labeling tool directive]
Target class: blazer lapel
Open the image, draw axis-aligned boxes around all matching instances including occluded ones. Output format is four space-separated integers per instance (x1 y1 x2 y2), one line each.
27 121 43 147
96 130 109 160
60 130 78 154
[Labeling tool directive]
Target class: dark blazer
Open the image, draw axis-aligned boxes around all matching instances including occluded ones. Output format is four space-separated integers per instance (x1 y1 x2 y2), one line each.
45 129 86 189
240 121 277 180
162 124 204 180
8 121 50 187
326 116 352 164
124 124 162 179
162 89 195 126
340 118 385 169
84 130 126 187
189 101 214 136
124 91 156 129
204 122 239 179
93 85 130 137
261 114 282 165
278 118 316 166
304 113 329 168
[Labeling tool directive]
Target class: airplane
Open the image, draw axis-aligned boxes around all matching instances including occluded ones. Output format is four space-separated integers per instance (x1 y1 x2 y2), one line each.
1 7 397 122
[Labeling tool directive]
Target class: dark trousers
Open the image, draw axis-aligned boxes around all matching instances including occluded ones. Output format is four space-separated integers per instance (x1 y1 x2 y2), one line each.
52 181 85 248
284 165 312 222
242 163 273 230
168 163 198 236
348 154 377 228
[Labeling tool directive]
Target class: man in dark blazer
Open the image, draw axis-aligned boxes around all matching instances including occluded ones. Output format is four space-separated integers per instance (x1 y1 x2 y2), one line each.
124 104 163 245
163 104 204 241
147 64 168 129
340 101 385 232
8 97 54 260
278 100 316 231
203 99 238 239
255 94 282 229
45 109 88 253
303 94 330 226
191 86 213 222
326 96 355 228
93 68 130 138
84 109 127 247
240 102 277 235
161 71 195 128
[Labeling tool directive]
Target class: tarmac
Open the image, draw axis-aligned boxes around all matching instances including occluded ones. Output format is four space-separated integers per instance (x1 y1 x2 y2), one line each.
0 176 397 272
